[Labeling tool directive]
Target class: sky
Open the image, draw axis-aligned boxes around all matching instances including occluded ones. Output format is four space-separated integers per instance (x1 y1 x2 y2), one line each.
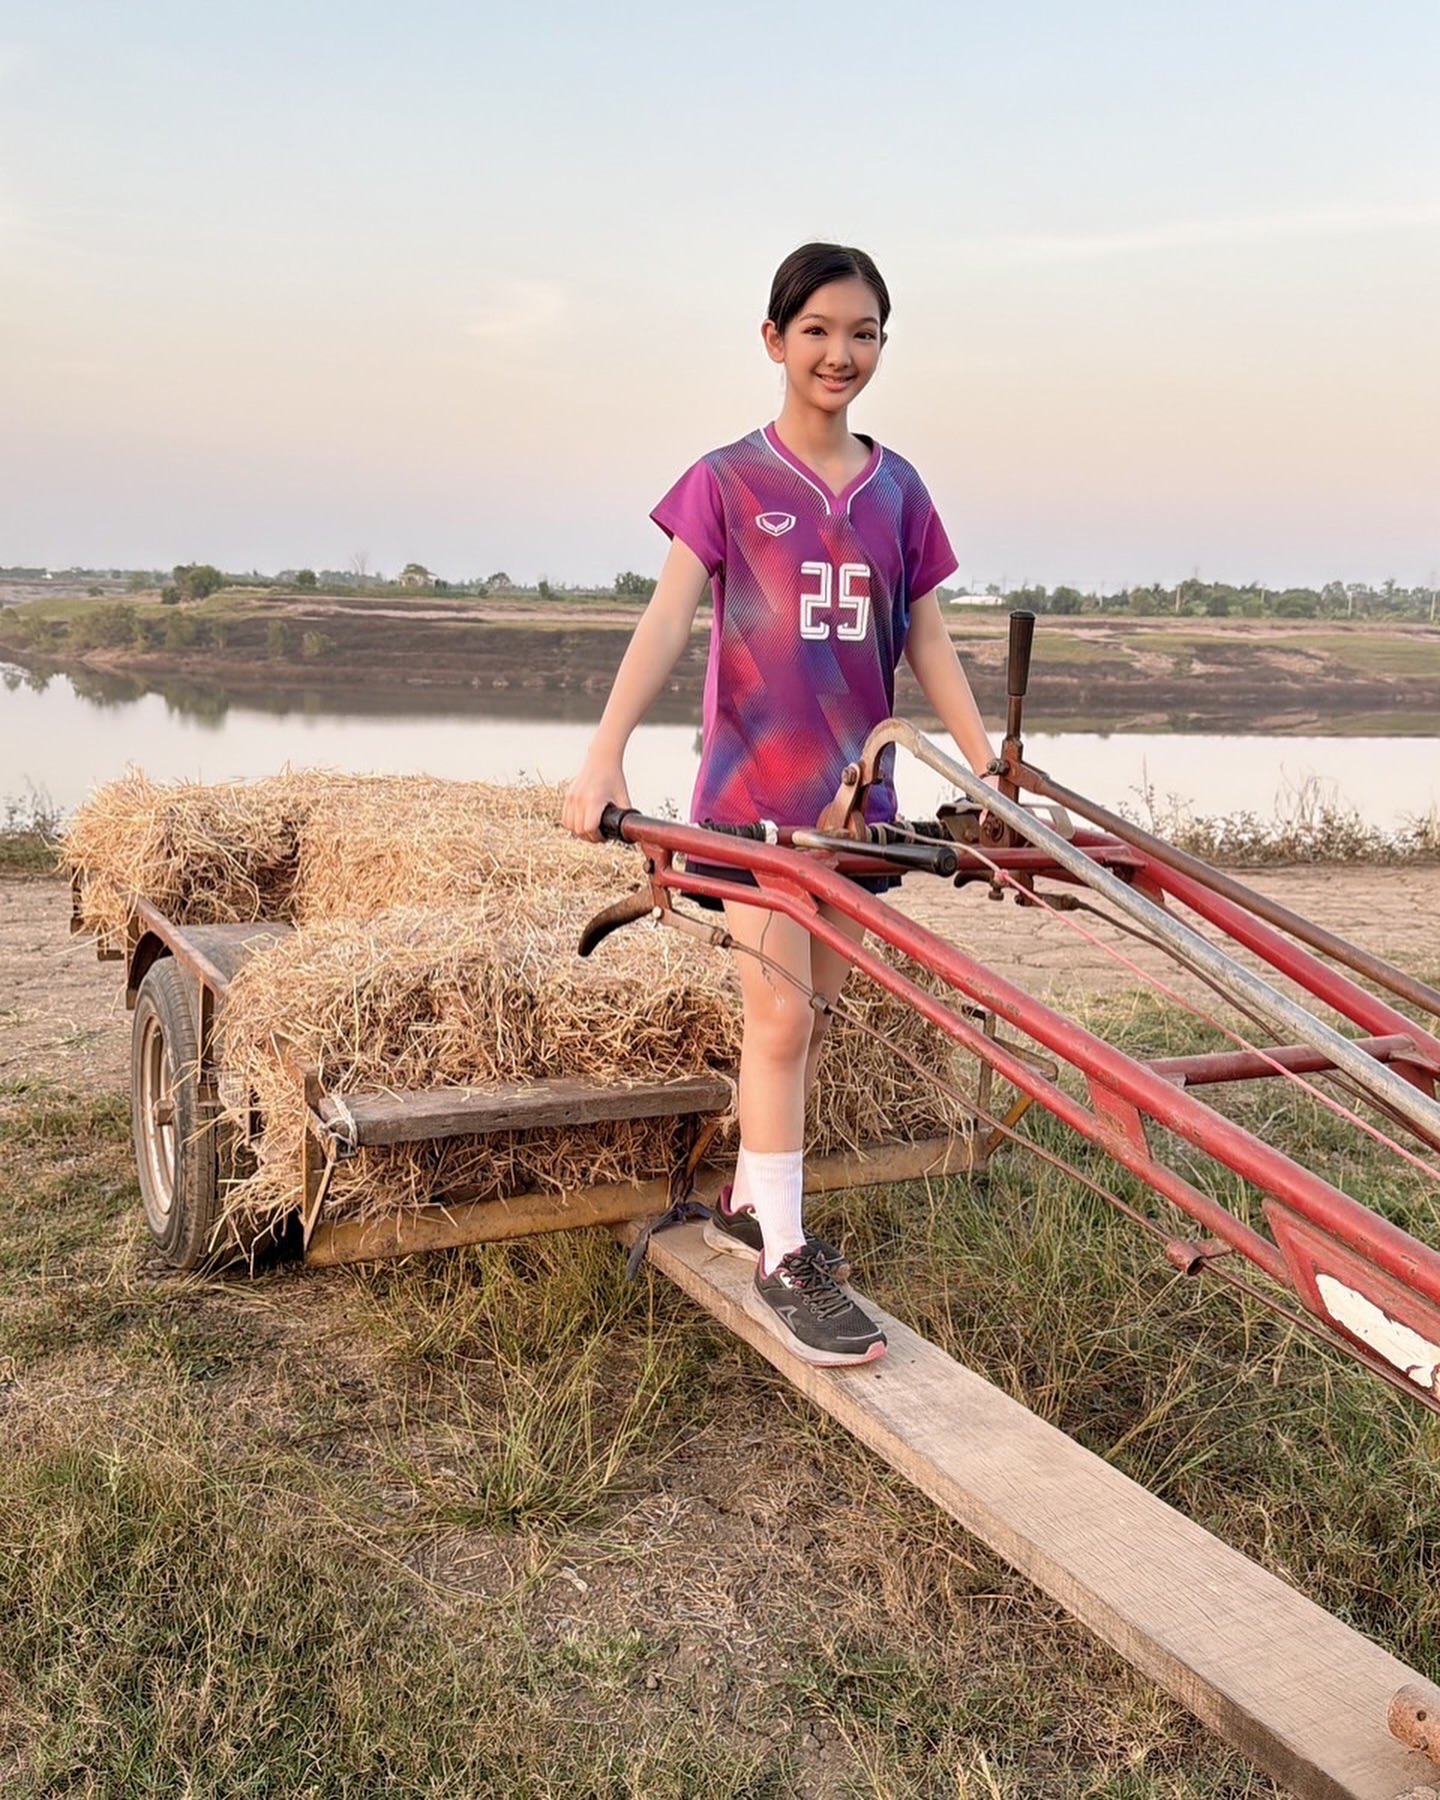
1 0 1437 590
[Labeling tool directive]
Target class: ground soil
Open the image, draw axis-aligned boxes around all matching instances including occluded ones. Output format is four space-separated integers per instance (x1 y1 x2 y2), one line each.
7 865 1438 1101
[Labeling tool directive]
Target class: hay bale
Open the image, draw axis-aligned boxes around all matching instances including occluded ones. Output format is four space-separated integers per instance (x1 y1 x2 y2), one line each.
214 889 968 1231
216 894 741 1227
65 770 971 1229
64 769 635 942
293 775 633 919
64 769 314 946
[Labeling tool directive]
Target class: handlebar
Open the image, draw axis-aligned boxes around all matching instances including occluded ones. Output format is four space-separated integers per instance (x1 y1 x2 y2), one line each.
596 805 959 876
598 803 637 842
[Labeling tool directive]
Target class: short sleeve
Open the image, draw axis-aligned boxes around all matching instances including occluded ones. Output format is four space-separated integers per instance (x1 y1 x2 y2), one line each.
907 489 958 600
651 460 726 576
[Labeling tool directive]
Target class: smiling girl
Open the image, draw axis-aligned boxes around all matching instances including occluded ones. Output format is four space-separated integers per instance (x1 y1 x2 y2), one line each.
564 242 996 1366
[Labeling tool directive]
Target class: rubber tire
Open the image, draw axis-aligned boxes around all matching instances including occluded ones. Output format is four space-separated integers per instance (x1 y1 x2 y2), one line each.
131 957 227 1270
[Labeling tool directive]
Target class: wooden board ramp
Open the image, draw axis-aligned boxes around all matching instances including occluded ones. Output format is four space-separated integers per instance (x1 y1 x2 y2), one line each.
627 1220 1440 1800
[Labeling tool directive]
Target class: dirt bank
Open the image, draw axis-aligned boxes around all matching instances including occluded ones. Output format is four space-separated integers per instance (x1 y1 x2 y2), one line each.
5 608 1440 734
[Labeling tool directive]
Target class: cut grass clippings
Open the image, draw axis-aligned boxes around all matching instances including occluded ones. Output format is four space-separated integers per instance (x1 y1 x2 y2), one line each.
4 1005 1440 1796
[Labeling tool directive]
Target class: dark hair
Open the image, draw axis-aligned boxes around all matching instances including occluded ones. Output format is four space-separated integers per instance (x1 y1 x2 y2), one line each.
766 242 891 336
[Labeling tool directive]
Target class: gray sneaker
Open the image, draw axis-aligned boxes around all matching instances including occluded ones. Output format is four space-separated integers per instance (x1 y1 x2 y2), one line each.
701 1186 852 1283
742 1242 887 1367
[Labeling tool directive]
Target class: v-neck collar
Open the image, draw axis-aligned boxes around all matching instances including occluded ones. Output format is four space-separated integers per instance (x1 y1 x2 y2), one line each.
762 422 883 514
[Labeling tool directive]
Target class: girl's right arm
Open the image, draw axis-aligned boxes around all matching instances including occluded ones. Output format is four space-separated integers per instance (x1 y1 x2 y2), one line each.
562 537 710 840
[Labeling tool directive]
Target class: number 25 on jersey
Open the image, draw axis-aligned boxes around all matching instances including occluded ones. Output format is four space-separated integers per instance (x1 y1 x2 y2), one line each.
799 561 872 643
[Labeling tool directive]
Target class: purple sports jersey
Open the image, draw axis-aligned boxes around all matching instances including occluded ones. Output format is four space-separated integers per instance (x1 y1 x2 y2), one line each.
652 423 957 830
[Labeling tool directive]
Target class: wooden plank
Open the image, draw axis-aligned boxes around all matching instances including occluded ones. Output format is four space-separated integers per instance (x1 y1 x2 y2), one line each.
629 1221 1440 1800
321 1072 735 1146
304 1136 976 1266
306 1170 690 1265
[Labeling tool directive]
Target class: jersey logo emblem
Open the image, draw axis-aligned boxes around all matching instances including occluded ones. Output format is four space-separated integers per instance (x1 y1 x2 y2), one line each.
755 512 796 538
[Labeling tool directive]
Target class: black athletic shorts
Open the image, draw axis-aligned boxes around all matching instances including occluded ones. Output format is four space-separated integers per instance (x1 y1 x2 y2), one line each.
683 860 900 914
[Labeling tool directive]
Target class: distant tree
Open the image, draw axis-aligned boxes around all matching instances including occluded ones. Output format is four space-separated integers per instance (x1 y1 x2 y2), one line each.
349 550 372 582
486 570 512 589
1272 589 1319 619
295 568 318 590
1049 586 1082 615
615 570 657 600
537 578 554 602
172 562 225 601
160 585 181 606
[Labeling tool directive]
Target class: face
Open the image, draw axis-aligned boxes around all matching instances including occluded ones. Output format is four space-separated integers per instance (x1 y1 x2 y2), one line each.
762 276 885 412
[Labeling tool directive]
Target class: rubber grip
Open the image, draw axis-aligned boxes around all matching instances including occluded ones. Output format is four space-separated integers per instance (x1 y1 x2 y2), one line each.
1007 609 1036 698
598 804 634 842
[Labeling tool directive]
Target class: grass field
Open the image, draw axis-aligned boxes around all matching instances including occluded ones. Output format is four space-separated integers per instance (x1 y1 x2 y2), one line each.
4 974 1440 1797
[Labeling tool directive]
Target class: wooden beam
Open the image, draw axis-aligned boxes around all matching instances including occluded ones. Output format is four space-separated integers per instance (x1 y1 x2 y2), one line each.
628 1221 1440 1800
320 1072 735 1147
304 1136 976 1266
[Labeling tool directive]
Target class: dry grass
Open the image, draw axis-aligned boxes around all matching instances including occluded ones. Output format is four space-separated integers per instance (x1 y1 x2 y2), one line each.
215 894 968 1229
62 769 636 944
64 772 972 1233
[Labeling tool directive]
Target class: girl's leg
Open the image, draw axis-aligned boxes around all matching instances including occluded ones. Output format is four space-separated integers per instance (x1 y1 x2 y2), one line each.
802 902 868 1095
720 892 887 1366
722 899 816 1266
722 897 870 1265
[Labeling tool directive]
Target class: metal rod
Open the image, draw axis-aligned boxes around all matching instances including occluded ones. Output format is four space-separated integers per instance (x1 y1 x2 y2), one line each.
853 719 1440 1150
609 811 1440 1300
1012 761 1440 1024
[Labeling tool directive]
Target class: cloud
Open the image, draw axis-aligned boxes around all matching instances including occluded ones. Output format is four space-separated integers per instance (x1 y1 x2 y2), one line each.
465 280 567 341
965 204 1440 263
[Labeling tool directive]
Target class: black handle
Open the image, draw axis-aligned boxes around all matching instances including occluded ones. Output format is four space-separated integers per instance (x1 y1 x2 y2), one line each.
598 803 637 842
698 819 773 841
1007 610 1036 699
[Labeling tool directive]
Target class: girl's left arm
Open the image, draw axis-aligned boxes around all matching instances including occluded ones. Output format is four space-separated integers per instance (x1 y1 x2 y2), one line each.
902 591 998 775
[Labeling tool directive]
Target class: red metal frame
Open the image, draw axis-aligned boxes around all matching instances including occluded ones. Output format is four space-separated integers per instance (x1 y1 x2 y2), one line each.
602 809 1440 1409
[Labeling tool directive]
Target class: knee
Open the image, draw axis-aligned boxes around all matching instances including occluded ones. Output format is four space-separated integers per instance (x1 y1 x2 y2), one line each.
744 990 815 1064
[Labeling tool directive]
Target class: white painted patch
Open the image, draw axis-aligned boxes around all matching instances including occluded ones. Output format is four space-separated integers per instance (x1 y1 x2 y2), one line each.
1316 1272 1440 1394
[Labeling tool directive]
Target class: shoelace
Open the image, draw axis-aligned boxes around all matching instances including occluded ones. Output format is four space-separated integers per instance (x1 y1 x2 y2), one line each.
775 1246 854 1320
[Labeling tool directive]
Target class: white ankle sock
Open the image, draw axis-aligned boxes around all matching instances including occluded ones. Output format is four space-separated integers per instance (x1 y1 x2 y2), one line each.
730 1147 754 1215
741 1147 805 1274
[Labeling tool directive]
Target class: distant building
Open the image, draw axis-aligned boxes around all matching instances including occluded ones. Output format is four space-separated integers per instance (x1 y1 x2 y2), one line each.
947 592 1007 607
399 562 436 588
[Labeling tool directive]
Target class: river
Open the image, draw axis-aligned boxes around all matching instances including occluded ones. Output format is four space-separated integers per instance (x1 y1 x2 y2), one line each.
3 663 1437 831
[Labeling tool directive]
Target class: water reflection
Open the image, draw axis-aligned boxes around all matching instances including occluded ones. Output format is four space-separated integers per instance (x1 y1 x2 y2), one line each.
3 660 1437 831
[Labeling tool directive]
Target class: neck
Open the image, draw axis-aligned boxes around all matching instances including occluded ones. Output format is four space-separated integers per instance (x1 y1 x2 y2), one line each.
772 397 856 466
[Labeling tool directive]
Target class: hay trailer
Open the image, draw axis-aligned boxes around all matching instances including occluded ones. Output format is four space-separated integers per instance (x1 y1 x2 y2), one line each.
99 898 991 1277
84 611 1440 1800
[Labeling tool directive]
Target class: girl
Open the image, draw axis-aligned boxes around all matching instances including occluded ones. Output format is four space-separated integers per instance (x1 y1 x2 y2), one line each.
563 243 997 1367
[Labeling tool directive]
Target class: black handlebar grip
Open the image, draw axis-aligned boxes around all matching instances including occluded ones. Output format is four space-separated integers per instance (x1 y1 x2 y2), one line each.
1007 610 1036 698
598 803 635 842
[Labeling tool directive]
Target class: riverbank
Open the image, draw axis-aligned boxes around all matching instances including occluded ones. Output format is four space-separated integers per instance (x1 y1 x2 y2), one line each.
4 593 1440 734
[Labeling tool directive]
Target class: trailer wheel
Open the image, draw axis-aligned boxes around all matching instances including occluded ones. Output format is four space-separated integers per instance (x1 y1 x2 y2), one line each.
131 958 228 1270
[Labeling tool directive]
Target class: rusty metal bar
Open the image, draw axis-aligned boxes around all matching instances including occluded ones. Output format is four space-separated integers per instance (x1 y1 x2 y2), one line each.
1148 1034 1436 1090
1011 761 1440 1024
848 721 1440 1149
